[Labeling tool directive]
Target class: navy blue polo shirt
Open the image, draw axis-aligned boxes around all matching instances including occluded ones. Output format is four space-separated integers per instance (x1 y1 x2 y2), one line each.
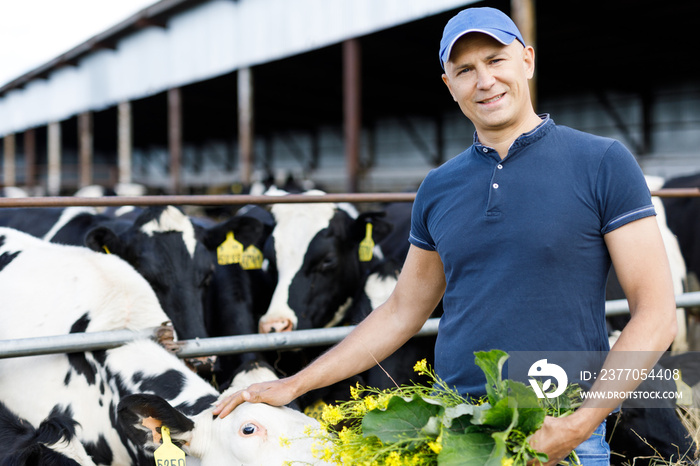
409 116 655 397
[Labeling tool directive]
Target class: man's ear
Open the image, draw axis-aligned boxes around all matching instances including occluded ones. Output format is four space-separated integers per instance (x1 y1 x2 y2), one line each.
442 73 457 101
118 394 195 451
523 45 535 79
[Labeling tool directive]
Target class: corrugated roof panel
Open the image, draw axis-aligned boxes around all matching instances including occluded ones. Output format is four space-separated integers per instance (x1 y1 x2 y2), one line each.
0 0 474 136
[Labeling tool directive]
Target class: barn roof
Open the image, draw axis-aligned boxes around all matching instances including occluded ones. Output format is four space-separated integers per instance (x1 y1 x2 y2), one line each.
0 0 476 137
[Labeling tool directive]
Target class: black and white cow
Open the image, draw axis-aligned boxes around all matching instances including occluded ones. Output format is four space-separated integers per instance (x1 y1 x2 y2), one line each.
253 190 437 406
257 189 396 334
0 401 96 465
0 227 329 465
606 352 698 465
606 176 689 352
0 206 261 345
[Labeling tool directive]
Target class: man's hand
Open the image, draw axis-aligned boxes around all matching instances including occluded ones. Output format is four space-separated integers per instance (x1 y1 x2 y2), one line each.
212 377 298 419
527 415 588 465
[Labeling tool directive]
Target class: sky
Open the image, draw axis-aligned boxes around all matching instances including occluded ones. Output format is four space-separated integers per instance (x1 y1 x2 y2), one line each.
0 0 158 87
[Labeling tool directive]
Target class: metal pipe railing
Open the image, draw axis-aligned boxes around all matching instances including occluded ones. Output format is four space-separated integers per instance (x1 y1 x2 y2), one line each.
0 188 697 208
1 292 698 359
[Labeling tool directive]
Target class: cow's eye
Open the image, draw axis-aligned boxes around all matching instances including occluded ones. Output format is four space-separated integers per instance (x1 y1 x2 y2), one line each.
241 423 258 435
317 254 337 272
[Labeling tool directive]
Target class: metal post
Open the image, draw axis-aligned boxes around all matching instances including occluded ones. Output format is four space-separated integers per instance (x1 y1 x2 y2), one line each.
118 101 133 184
343 39 361 193
238 67 254 186
2 133 15 187
24 129 36 190
511 0 537 111
78 111 93 187
168 88 182 194
47 121 61 196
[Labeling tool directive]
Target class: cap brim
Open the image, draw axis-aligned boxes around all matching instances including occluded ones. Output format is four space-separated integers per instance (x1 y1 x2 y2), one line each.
441 28 518 68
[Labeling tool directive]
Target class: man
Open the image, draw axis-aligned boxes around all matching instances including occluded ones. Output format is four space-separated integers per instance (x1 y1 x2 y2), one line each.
215 7 676 465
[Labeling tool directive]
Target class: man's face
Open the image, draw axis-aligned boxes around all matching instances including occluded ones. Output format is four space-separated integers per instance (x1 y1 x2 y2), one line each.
442 33 535 135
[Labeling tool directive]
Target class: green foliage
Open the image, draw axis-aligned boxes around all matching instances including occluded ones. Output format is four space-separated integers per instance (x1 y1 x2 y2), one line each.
312 350 582 466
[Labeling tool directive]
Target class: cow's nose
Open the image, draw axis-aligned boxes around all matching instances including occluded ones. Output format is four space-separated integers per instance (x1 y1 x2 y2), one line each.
186 355 217 375
259 318 294 333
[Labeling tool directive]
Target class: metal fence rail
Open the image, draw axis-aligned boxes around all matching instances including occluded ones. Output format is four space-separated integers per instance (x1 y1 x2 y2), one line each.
0 188 699 209
1 292 698 360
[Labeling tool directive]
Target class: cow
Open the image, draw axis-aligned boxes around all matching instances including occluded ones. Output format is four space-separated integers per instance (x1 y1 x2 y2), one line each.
661 172 700 350
0 206 262 349
0 227 329 465
0 400 96 465
251 189 437 408
606 175 689 352
606 352 698 465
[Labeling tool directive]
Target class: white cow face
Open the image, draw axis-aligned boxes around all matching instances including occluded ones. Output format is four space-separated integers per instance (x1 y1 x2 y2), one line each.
119 391 331 466
188 401 328 466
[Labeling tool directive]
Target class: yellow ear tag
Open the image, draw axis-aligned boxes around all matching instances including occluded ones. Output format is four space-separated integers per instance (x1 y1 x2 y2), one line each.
217 231 243 265
153 426 186 465
241 245 263 270
358 223 374 262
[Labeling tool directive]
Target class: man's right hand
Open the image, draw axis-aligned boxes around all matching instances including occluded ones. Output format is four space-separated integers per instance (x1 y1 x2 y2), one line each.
212 377 299 419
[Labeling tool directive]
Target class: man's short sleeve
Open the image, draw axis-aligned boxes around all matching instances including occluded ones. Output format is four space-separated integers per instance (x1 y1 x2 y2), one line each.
597 141 655 235
409 182 436 251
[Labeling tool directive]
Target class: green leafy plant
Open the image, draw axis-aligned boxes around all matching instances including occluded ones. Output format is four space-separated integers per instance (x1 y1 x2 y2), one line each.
311 349 582 466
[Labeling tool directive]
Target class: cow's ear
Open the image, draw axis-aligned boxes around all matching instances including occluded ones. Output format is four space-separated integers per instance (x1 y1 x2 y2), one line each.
118 394 195 451
201 216 264 251
84 226 123 256
352 212 393 244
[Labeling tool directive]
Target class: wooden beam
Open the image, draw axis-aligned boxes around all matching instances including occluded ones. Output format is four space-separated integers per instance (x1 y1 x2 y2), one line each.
168 88 182 194
24 129 36 189
118 101 133 184
78 111 93 187
511 0 537 111
3 133 16 187
238 67 254 186
47 122 61 196
343 39 361 193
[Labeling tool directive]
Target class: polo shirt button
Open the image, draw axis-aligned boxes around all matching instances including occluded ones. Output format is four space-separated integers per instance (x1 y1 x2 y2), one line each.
482 147 488 153
497 164 503 169
493 183 499 189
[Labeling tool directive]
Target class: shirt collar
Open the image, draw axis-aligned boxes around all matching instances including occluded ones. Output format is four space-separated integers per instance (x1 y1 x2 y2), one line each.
473 114 553 159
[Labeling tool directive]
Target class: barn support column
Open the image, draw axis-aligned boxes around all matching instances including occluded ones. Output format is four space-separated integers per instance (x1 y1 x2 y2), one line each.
118 101 133 184
78 111 93 188
47 121 62 196
238 67 254 186
2 133 16 187
511 0 537 110
343 38 361 193
24 129 36 190
168 87 182 194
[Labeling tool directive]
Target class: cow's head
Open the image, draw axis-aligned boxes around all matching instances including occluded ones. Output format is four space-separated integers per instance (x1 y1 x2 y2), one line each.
83 207 262 343
118 390 329 465
259 193 392 333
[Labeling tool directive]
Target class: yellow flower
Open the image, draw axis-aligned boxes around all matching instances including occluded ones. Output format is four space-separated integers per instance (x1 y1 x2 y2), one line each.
501 457 514 466
385 451 402 466
321 404 344 425
350 382 361 400
413 359 428 374
428 440 442 454
278 435 291 448
364 396 379 411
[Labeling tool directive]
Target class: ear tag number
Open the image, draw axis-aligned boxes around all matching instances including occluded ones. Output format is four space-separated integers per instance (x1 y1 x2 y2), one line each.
241 245 263 270
358 223 374 262
217 231 243 265
154 425 186 465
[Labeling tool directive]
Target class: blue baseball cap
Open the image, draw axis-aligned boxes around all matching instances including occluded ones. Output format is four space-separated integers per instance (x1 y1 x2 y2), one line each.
439 7 525 69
